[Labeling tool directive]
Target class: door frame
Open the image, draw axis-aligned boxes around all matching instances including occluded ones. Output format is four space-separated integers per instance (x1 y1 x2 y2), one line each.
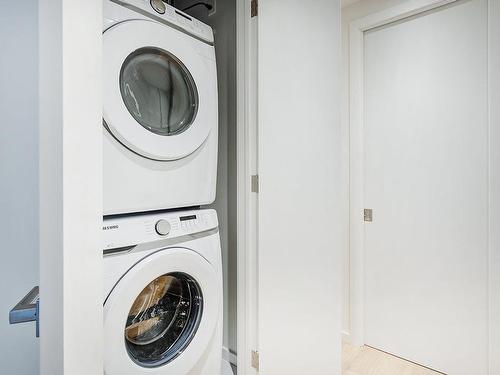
236 1 259 375
348 0 500 374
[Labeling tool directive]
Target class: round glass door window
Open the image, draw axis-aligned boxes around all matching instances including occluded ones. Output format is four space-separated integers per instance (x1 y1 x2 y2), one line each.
120 47 199 136
124 272 203 367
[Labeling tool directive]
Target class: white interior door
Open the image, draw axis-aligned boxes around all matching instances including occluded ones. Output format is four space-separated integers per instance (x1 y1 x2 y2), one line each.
257 1 342 375
362 1 489 374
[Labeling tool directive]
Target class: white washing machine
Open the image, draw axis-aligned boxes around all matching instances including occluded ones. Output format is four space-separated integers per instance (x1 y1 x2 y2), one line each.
103 209 222 375
103 0 218 215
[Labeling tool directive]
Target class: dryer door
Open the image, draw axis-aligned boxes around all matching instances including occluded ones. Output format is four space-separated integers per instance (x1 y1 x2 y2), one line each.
104 248 221 375
103 20 217 161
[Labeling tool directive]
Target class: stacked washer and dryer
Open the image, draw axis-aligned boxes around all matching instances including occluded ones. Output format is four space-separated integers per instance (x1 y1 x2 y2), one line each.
101 1 224 374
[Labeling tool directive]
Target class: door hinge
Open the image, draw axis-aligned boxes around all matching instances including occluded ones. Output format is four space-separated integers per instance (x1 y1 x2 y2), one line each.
364 208 373 222
251 0 258 17
251 175 259 193
251 350 260 370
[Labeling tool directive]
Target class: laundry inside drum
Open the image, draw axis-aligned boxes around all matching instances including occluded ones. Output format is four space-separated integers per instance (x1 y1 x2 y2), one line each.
124 272 203 367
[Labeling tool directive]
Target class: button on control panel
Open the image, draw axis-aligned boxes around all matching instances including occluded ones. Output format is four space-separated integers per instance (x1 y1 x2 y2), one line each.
150 0 166 14
155 219 171 236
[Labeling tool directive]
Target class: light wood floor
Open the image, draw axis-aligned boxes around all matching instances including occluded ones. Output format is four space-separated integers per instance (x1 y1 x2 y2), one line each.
343 343 443 375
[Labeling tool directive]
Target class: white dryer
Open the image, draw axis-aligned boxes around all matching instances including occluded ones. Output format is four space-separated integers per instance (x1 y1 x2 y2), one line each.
103 0 218 215
103 209 222 375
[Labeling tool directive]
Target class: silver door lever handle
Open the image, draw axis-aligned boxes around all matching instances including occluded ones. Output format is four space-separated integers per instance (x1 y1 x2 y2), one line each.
9 286 40 338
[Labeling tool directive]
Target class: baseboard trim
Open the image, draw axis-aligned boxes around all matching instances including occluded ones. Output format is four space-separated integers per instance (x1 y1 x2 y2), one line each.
222 346 238 365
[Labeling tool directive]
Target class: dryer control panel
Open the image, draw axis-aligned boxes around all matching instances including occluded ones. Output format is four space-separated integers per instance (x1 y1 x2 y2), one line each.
102 209 219 251
109 0 214 44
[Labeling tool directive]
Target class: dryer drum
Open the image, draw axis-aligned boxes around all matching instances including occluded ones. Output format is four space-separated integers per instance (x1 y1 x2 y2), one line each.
120 47 199 137
124 272 203 367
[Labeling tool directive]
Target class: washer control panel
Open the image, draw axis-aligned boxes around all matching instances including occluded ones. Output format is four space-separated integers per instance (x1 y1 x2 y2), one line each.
110 0 214 44
103 209 218 250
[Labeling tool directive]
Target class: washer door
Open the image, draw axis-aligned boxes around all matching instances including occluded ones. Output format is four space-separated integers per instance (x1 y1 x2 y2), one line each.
103 20 214 161
104 248 220 375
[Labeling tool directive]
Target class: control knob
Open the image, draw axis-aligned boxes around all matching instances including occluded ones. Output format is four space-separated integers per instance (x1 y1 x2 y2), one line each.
150 0 166 14
155 219 171 236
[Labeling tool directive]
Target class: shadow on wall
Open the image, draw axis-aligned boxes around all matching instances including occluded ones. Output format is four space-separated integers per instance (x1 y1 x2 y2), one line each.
173 0 239 361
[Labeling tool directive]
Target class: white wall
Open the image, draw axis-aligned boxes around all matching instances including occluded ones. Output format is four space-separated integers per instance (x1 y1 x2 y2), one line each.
39 0 103 373
341 0 413 338
0 1 40 374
